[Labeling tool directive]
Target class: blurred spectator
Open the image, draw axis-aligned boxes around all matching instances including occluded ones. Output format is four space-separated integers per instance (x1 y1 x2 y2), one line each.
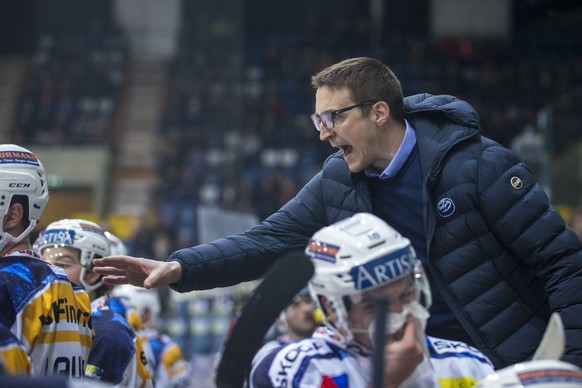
12 19 128 145
258 287 320 362
568 206 582 240
511 124 546 181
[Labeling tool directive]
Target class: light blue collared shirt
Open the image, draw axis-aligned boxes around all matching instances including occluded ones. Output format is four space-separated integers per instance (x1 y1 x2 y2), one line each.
364 119 417 179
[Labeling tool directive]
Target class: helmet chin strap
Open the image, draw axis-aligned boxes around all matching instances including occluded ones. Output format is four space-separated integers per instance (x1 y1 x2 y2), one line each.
79 266 103 293
0 220 37 253
0 232 12 253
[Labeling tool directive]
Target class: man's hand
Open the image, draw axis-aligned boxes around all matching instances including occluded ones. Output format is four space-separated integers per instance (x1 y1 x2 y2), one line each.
382 318 424 388
92 256 183 289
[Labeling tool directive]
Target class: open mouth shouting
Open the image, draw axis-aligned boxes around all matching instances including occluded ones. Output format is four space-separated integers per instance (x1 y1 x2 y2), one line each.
340 145 353 158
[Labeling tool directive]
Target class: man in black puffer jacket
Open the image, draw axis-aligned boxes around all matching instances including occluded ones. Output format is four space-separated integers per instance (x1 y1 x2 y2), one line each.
93 57 582 369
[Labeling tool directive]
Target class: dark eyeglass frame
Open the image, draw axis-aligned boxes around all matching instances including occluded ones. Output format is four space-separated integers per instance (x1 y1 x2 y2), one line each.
311 101 376 132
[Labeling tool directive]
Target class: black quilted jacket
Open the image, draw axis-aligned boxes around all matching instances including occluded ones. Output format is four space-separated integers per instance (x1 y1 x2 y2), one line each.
169 94 582 368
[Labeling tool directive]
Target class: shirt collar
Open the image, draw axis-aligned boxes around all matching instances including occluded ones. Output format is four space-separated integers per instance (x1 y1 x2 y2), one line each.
365 119 416 179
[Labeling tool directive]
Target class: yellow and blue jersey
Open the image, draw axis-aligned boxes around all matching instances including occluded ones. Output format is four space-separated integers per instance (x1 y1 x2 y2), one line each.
147 330 192 388
0 250 93 378
108 295 157 384
0 321 32 375
87 296 153 387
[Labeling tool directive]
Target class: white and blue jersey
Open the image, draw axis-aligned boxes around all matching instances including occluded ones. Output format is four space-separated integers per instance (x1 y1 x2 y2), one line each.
426 335 494 387
250 327 494 388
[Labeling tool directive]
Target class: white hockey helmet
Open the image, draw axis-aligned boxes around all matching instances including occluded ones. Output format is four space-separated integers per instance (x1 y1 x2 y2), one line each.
37 219 111 291
477 359 582 388
111 284 161 330
0 145 49 252
305 213 431 348
105 230 128 256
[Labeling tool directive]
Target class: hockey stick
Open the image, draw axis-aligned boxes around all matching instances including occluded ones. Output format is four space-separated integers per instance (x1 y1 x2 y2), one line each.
532 312 565 361
215 250 315 388
372 297 389 388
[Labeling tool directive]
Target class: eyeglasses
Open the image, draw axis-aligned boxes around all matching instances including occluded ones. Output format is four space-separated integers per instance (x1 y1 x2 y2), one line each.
311 101 375 132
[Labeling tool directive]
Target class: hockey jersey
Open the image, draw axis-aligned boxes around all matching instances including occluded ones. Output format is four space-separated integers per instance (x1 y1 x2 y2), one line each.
0 321 31 375
0 250 93 378
250 326 495 388
85 296 154 387
107 295 157 383
147 329 192 388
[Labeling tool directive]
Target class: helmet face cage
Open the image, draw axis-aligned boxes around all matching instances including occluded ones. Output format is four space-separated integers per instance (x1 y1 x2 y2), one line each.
0 145 49 251
37 219 111 269
305 213 431 346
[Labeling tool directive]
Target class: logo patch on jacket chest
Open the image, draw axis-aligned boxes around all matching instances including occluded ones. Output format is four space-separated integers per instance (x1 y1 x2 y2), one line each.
437 198 456 217
510 176 523 189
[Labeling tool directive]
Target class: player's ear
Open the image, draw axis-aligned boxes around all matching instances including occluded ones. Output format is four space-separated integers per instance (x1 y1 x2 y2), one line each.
4 202 24 231
276 312 288 332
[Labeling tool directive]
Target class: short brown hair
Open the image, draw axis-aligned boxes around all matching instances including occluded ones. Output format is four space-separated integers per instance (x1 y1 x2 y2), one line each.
311 57 404 120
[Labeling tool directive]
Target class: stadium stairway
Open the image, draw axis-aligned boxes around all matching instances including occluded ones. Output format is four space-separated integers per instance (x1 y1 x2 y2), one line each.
107 60 167 237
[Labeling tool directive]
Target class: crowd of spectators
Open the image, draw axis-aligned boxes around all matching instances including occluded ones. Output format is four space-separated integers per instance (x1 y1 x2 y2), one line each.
150 10 582 255
11 19 128 145
8 7 582 257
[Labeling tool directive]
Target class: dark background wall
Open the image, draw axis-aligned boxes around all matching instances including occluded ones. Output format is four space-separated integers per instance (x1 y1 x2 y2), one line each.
2 0 581 56
0 0 113 54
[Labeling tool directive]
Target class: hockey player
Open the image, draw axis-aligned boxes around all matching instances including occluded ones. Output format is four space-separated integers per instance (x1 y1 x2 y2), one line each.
255 286 320 363
0 144 93 378
104 230 157 381
0 321 32 375
251 213 495 387
37 219 153 387
113 284 192 388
